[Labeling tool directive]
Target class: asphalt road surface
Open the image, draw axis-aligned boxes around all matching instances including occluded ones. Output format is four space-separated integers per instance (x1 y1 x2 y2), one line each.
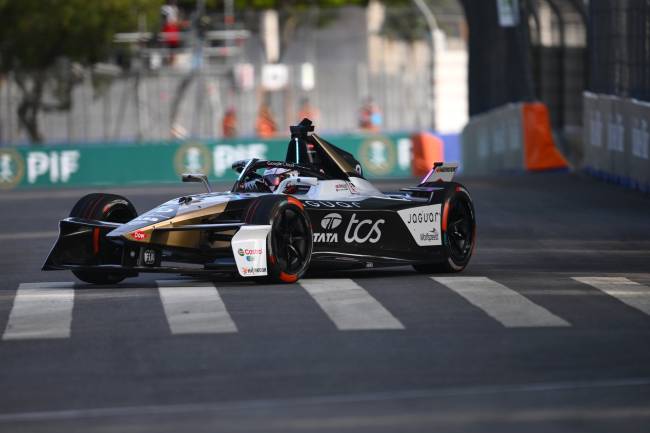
1 172 650 433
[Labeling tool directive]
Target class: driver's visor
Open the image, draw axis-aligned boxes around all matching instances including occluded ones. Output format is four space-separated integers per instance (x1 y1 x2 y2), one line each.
264 174 282 187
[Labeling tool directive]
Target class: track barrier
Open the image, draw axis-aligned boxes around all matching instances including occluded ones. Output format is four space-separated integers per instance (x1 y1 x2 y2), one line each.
461 102 569 175
583 92 650 193
0 134 415 190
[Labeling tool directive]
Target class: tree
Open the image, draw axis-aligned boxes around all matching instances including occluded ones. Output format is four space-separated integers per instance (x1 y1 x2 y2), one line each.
233 0 366 61
0 0 162 143
380 0 461 43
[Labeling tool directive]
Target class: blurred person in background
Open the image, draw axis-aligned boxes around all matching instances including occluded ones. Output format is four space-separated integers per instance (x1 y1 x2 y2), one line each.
161 0 181 65
296 96 320 123
256 99 278 138
359 96 382 132
222 107 238 138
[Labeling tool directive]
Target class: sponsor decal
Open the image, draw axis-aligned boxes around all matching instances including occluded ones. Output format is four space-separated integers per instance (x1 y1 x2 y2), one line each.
0 149 25 189
344 213 384 244
632 117 650 159
346 181 359 194
242 248 263 255
231 225 271 277
435 166 456 173
304 200 361 209
397 204 442 246
174 142 212 177
238 247 263 258
313 232 338 243
129 205 179 226
313 213 384 244
26 150 80 185
143 249 156 265
320 213 343 230
334 183 349 192
131 230 148 241
607 113 625 152
313 213 343 243
397 138 412 170
420 229 439 242
406 209 439 224
590 110 603 148
135 217 160 223
267 161 296 168
359 136 397 176
242 266 267 275
213 143 267 176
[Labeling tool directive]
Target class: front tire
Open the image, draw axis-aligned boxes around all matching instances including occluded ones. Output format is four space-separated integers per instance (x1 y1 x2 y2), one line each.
246 196 313 283
69 193 138 285
413 184 476 274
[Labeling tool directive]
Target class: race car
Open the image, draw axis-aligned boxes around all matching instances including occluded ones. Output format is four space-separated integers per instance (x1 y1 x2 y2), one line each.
43 119 476 284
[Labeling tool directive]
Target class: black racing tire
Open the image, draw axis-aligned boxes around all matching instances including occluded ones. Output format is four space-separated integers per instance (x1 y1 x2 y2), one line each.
413 184 476 274
69 193 138 285
246 195 313 283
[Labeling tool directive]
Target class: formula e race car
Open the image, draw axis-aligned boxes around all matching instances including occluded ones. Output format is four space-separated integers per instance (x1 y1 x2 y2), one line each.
43 119 476 284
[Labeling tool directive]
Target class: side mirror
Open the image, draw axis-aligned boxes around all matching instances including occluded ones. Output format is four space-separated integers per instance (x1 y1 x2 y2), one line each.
182 173 212 193
231 159 250 174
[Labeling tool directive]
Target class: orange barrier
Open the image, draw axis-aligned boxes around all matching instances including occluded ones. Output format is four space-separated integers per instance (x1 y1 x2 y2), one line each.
461 102 569 175
411 132 444 177
522 103 569 171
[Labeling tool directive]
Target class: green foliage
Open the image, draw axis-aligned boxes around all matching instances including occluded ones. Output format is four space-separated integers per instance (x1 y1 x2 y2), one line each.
233 0 366 9
380 0 462 42
0 0 162 72
0 0 162 143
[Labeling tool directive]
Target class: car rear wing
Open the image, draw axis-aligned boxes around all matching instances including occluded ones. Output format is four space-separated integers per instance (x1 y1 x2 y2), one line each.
398 162 459 203
420 162 459 183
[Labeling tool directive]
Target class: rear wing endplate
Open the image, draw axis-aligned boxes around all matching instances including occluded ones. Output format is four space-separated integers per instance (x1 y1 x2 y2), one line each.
421 162 459 183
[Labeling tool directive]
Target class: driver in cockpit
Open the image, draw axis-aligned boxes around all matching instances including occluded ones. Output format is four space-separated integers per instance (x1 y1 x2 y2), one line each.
243 167 298 193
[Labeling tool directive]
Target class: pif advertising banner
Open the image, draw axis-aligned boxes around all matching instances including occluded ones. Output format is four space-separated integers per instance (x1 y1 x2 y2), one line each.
0 134 413 190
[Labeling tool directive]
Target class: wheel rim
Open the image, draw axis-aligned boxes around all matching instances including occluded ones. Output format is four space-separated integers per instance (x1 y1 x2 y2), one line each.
271 206 309 274
446 196 474 262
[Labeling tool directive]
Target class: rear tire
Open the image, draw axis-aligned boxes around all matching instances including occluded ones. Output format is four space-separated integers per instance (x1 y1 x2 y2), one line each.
69 193 137 285
413 184 476 274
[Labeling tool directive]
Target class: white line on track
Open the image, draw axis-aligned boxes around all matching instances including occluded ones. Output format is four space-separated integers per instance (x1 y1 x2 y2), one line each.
2 282 75 340
433 276 570 328
573 277 650 316
156 280 237 334
299 278 404 330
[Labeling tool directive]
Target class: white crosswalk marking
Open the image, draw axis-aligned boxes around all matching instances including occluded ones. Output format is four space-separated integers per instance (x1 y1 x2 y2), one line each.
157 280 237 334
433 276 570 328
2 282 75 340
299 279 404 330
573 277 650 316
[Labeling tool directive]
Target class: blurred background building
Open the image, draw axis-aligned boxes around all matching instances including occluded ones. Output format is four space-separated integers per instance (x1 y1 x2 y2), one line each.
0 0 467 144
1 0 649 193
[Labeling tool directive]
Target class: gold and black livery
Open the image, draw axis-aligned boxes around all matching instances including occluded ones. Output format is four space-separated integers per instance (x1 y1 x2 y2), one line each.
43 119 476 284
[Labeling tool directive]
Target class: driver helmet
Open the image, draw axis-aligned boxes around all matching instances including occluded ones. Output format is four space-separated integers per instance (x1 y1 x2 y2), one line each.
263 167 297 191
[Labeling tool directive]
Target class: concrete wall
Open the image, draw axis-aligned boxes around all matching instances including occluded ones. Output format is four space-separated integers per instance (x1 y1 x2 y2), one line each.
583 92 650 192
461 104 523 175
